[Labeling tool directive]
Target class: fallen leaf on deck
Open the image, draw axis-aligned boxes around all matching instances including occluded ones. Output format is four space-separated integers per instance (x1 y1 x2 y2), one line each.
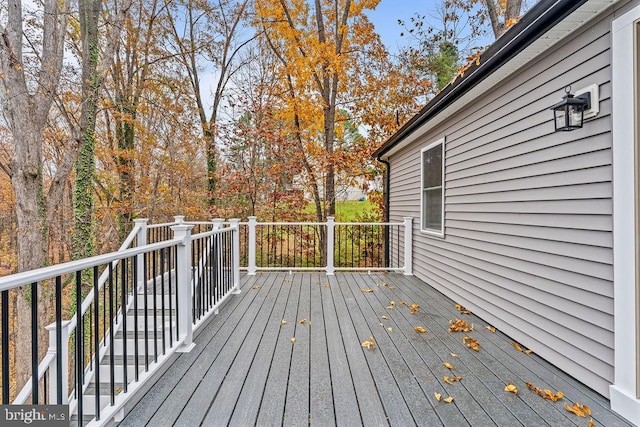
512 341 523 352
588 419 596 427
564 402 586 417
443 362 455 370
443 396 454 403
252 285 261 289
389 286 396 290
434 392 442 401
360 288 374 293
280 320 287 326
455 304 472 314
410 303 420 314
387 327 393 333
361 336 376 350
324 284 330 288
444 376 453 384
486 325 496 333
583 404 591 416
298 318 307 324
449 318 473 333
387 301 396 309
525 382 563 402
115 386 122 393
463 336 480 351
524 349 533 355
414 326 427 333
400 300 408 306
291 337 296 344
381 315 389 320
504 383 518 395
450 352 458 358
379 322 384 328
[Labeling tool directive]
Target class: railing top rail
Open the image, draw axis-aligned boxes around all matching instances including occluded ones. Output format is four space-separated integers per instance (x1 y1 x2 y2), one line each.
240 221 403 226
192 226 235 241
0 238 183 292
147 222 179 229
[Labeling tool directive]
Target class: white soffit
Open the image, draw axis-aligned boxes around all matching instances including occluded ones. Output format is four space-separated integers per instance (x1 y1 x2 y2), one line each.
381 0 620 160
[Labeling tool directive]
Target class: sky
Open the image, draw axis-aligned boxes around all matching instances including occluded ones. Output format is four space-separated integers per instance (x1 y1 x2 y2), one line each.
366 0 428 53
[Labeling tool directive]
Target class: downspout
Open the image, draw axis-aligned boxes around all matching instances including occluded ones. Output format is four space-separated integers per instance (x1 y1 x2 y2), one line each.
378 157 391 268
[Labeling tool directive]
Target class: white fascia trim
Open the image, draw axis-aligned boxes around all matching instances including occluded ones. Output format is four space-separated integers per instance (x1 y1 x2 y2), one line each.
611 2 640 426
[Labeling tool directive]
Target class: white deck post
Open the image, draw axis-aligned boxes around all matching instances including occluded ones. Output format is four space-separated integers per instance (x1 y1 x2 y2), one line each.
403 217 413 275
45 320 71 404
247 216 257 275
326 217 335 275
229 219 242 294
173 215 185 224
134 218 148 292
172 223 195 353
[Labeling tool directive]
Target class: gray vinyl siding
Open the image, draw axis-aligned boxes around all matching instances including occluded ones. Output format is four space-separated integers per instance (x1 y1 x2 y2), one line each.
388 7 620 397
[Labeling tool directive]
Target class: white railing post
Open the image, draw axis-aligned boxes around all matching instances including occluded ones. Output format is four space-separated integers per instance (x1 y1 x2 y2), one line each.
247 216 257 275
211 218 224 230
229 218 242 294
174 215 185 224
172 223 195 353
326 217 335 275
403 217 413 275
45 320 71 404
134 218 148 292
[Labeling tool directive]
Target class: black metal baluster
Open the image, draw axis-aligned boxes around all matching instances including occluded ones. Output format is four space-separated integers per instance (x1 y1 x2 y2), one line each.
152 250 158 363
31 281 38 404
160 248 166 355
55 276 62 404
108 264 115 406
143 253 149 372
168 247 174 347
121 259 128 393
75 271 83 421
93 266 101 420
133 257 139 380
2 289 9 404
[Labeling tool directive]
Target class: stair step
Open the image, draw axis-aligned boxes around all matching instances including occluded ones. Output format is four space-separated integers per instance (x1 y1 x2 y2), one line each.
112 335 178 354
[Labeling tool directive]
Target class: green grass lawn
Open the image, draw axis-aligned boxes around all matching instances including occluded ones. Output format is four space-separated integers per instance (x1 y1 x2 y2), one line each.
304 199 376 222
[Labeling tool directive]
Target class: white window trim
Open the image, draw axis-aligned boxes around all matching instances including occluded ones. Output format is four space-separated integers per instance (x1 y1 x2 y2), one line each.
611 4 640 425
420 138 445 237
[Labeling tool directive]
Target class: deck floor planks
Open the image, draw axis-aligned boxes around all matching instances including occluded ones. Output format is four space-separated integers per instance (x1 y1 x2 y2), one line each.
340 272 445 426
308 273 335 426
388 273 629 427
171 272 283 426
118 273 264 426
255 273 303 425
226 274 295 426
119 272 632 427
201 271 291 425
368 272 552 427
326 273 390 427
319 275 363 427
334 273 415 426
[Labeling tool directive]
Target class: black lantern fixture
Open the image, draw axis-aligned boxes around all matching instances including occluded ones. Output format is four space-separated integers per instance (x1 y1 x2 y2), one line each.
551 86 591 131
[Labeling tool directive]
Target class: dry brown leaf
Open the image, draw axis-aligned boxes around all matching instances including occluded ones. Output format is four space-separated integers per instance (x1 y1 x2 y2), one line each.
114 386 122 393
360 288 374 293
525 382 537 391
443 396 454 403
504 383 518 395
410 303 420 314
324 284 330 288
252 285 261 289
512 341 523 352
588 419 596 427
414 326 427 333
280 320 287 326
387 301 396 309
463 336 480 351
381 315 389 320
362 336 376 350
524 349 533 355
450 376 462 382
298 318 307 324
583 404 591 416
564 402 586 417
486 325 496 333
444 375 462 384
449 318 472 333
400 300 408 306
443 362 455 370
379 322 384 328
455 304 472 314
389 286 397 290
387 327 393 333
443 376 453 385
525 382 563 402
291 337 296 344
450 352 458 358
434 392 442 401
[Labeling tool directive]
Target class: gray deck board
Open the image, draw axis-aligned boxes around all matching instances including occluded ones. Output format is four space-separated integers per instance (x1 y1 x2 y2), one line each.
119 272 632 427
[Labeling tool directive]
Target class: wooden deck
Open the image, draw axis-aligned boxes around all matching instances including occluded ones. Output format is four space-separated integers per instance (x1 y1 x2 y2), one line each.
118 272 631 427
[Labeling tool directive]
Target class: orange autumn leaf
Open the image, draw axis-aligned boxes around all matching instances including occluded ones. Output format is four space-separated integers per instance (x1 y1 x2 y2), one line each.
291 337 296 344
360 288 374 293
444 375 462 384
298 318 307 324
252 285 261 289
455 304 471 314
449 318 473 333
588 419 596 427
324 284 330 288
443 362 454 370
361 336 376 350
564 402 586 417
583 404 591 416
504 383 518 395
280 320 287 326
486 325 496 333
410 303 420 314
414 326 427 333
434 392 442 401
524 349 533 355
512 341 523 352
400 300 408 306
463 336 480 351
443 396 454 403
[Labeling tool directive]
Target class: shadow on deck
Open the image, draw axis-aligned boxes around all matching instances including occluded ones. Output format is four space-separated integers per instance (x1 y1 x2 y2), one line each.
118 273 630 427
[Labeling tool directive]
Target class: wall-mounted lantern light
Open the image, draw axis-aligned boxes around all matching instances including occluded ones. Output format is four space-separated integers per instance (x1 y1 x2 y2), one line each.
551 86 591 131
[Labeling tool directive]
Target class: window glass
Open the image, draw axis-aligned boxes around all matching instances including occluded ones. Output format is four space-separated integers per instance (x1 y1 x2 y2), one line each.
421 141 443 233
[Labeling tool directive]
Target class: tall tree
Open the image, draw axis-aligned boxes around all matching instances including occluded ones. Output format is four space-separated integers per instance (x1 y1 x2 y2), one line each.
484 0 523 38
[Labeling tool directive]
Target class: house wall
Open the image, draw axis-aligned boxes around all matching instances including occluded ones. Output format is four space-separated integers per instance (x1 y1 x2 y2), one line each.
387 4 630 397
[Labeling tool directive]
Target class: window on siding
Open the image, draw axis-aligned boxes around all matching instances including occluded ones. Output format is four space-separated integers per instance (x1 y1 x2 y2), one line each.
421 139 444 234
